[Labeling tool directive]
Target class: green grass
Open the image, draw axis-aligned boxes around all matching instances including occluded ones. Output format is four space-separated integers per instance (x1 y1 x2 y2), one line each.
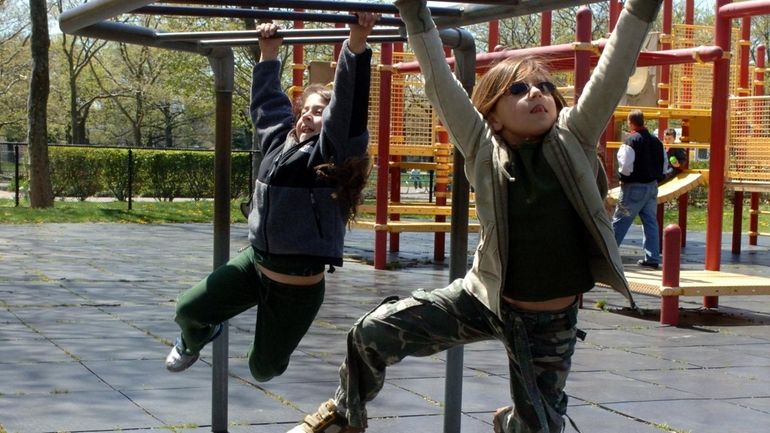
3 197 770 234
0 198 249 224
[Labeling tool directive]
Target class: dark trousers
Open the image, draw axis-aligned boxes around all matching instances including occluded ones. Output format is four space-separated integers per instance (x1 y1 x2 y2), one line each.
174 247 325 381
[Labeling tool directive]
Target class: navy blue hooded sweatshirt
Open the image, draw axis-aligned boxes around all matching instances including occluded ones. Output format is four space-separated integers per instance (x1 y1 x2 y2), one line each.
247 41 372 266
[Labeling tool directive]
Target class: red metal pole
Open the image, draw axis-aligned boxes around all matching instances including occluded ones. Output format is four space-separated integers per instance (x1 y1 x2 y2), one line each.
661 224 682 325
374 43 393 270
396 42 723 74
488 19 499 51
750 45 765 246
704 0 734 310
732 17 752 254
719 0 770 18
609 0 621 31
574 7 592 103
333 22 344 60
390 42 404 253
291 15 305 104
540 11 552 46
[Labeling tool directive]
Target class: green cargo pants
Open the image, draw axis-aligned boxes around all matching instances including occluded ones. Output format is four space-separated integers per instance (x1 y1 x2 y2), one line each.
333 279 578 433
173 247 325 382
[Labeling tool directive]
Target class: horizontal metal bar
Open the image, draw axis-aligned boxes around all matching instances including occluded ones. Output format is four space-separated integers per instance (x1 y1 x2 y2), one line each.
65 20 204 54
433 0 602 28
60 0 154 34
159 0 462 17
157 27 402 41
200 35 406 47
134 5 404 26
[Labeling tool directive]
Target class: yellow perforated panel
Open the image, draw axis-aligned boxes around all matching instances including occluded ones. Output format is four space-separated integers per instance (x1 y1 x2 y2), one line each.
728 95 770 182
669 24 740 110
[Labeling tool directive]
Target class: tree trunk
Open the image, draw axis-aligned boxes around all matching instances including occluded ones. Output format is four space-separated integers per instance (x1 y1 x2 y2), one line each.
69 74 85 144
27 0 53 208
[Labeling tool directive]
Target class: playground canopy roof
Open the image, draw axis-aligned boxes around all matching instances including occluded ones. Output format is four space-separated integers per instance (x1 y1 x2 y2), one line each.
59 0 603 52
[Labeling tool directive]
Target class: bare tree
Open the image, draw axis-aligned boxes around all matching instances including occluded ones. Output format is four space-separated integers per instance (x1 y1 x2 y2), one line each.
56 0 109 145
27 0 53 207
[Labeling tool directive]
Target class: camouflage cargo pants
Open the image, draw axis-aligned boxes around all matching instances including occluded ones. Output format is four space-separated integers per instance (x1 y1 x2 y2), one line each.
333 279 578 433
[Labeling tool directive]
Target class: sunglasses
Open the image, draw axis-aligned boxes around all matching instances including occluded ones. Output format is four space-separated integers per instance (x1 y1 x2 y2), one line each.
508 81 557 96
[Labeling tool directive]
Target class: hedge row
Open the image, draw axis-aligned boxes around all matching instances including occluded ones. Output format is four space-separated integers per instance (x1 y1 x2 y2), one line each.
48 147 253 201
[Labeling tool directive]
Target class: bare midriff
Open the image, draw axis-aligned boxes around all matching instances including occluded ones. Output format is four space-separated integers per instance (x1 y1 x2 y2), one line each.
502 294 577 312
257 264 324 286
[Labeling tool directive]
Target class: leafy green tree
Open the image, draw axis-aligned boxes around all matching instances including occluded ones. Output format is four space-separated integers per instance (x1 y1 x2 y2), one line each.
0 0 30 140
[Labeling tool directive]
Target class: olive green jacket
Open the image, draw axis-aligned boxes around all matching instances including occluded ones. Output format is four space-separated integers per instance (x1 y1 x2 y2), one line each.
396 0 662 317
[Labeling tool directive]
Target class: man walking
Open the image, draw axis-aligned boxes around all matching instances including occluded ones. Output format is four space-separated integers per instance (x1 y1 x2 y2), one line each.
613 110 666 269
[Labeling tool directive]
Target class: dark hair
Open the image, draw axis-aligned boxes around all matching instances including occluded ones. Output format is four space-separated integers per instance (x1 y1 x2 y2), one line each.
664 128 676 138
471 57 566 119
315 156 372 223
627 110 645 128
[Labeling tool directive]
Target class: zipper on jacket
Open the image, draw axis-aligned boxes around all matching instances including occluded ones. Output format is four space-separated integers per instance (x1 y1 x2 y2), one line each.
262 185 270 251
309 190 324 239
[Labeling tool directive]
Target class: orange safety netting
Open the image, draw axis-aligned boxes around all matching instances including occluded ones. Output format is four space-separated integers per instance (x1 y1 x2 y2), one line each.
728 95 770 182
669 24 740 110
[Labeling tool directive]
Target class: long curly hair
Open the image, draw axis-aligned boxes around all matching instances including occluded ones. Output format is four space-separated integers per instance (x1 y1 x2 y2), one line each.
297 84 372 223
315 156 372 223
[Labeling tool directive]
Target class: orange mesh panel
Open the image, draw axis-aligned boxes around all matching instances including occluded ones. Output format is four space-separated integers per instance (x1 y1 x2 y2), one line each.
391 51 436 151
728 95 770 182
670 24 740 110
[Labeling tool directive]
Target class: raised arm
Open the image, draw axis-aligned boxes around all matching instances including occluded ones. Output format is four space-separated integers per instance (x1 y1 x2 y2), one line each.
319 12 377 163
567 0 663 148
394 0 491 168
250 23 294 156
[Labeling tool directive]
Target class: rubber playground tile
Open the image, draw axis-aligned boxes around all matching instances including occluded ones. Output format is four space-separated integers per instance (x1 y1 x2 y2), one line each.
0 338 75 364
571 345 685 372
0 361 113 395
631 343 770 368
385 374 511 413
617 367 770 400
82 358 215 391
604 397 770 433
122 382 300 427
564 403 671 433
0 390 164 432
565 370 695 404
50 334 165 361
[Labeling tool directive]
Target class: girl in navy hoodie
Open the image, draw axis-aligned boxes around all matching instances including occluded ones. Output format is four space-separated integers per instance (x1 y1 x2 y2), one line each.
165 13 376 382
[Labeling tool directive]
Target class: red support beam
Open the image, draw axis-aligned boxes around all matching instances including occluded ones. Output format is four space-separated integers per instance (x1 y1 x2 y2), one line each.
374 43 393 270
750 45 765 246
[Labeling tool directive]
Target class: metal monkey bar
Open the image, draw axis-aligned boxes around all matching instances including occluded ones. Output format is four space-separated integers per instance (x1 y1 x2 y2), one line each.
57 2 603 433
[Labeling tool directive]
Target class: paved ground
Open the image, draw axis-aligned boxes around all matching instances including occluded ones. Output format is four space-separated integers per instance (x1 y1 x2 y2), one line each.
2 223 770 433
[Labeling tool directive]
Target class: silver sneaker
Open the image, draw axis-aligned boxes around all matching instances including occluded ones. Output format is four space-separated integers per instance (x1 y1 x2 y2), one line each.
165 323 223 372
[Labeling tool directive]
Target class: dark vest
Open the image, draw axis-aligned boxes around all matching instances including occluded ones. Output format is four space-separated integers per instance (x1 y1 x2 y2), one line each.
619 128 664 184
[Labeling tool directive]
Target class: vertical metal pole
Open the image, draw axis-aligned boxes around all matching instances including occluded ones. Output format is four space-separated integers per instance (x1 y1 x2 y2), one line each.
442 28 475 433
14 145 20 207
208 47 234 433
444 148 468 433
128 149 134 211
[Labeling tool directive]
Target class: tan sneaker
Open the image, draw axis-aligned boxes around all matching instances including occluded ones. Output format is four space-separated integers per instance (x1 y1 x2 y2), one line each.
493 406 512 433
287 399 364 433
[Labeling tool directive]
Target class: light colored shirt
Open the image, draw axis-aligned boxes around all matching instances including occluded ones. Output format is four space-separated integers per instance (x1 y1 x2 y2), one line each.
617 139 669 176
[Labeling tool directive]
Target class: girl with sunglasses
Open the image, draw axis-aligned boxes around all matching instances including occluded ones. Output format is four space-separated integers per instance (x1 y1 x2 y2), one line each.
289 1 661 432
